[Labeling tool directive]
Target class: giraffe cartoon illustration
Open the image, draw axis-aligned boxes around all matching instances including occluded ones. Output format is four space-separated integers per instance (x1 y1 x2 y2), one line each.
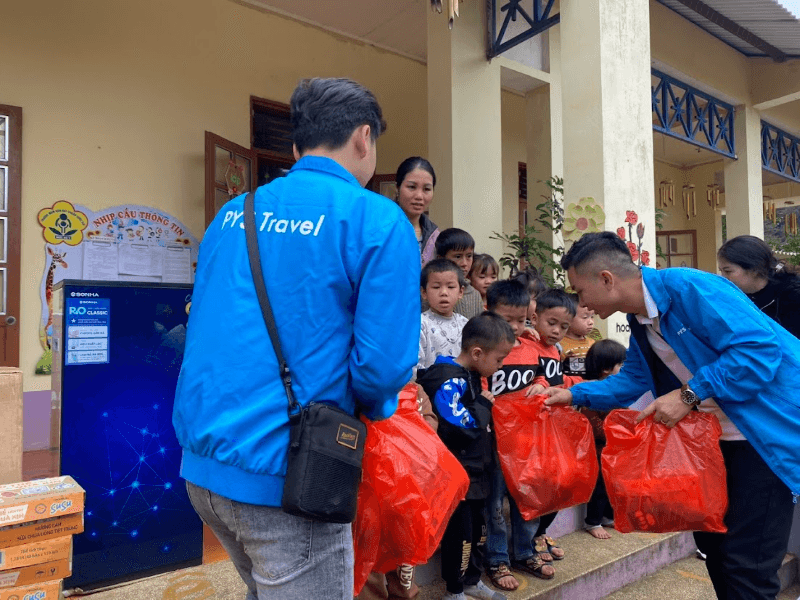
40 246 68 350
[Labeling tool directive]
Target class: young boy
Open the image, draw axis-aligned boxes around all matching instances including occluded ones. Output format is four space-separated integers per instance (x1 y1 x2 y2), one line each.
525 289 578 562
560 294 597 379
435 228 483 319
417 313 515 600
484 281 555 591
416 259 469 376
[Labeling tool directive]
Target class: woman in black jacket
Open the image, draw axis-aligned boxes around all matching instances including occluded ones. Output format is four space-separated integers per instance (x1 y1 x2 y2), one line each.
718 235 800 338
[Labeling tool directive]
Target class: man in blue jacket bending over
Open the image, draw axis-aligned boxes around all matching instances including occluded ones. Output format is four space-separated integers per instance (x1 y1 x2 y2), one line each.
546 232 800 600
173 78 420 599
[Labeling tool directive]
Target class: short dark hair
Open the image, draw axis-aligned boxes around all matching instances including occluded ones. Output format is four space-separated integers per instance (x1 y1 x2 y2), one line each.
512 267 548 298
585 339 627 381
469 253 499 281
290 78 386 154
535 288 577 317
421 258 467 289
461 311 515 352
436 228 475 257
561 231 639 278
718 235 792 282
486 280 530 310
568 292 580 306
395 157 436 188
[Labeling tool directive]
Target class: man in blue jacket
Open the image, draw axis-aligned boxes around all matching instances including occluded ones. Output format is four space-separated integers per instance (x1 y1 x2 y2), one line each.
546 232 800 600
173 78 420 599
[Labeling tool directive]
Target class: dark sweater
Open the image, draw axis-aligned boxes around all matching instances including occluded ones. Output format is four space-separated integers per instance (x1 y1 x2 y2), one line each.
416 360 493 500
747 275 800 339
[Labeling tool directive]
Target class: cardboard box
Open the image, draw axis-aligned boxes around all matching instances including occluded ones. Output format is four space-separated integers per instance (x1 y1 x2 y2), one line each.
0 558 71 588
0 536 71 572
0 578 62 600
0 369 23 485
0 476 84 527
0 512 83 549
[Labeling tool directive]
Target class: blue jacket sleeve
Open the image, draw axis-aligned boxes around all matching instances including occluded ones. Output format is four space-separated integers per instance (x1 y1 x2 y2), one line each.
570 336 653 409
671 276 783 403
434 377 479 429
350 216 421 420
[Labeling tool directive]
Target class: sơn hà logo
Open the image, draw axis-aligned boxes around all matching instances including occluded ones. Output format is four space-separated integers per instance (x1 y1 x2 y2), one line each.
37 201 89 246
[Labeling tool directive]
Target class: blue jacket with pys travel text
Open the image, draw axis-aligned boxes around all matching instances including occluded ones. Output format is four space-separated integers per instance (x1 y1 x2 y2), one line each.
173 156 421 507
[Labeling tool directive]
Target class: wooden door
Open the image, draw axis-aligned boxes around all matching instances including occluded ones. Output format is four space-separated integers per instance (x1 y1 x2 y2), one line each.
0 105 21 366
204 132 257 228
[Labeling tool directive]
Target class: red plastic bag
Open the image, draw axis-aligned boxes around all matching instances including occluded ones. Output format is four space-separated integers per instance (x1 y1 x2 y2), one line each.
602 409 728 534
493 391 598 521
352 384 470 595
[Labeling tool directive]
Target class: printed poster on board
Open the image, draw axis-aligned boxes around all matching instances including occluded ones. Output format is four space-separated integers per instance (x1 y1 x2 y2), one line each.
36 202 199 374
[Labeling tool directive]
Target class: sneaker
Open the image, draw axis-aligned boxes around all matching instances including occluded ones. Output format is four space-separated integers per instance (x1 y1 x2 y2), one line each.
464 579 507 600
442 593 467 600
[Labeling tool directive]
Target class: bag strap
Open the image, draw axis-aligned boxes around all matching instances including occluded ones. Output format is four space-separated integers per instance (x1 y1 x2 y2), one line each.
244 191 300 417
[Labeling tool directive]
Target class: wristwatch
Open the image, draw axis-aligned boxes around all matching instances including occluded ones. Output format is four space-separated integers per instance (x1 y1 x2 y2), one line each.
680 384 701 407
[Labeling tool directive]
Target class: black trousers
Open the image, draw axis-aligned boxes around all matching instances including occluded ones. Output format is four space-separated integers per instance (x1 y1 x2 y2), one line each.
694 440 794 600
585 458 614 527
440 499 486 594
535 511 557 536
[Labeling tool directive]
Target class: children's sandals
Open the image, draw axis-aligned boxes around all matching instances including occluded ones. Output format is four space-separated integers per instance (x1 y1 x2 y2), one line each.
487 563 519 591
534 535 553 562
536 535 565 560
511 556 555 580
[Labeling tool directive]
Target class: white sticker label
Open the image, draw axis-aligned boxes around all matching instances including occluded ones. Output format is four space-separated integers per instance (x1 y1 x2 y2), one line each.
0 569 20 586
0 505 28 525
0 477 65 492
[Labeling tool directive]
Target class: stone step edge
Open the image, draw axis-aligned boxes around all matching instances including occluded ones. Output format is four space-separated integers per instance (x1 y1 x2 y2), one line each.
522 530 696 600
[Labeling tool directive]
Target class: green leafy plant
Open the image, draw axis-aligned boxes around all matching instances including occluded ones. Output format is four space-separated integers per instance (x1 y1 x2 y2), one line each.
491 176 566 286
770 233 800 267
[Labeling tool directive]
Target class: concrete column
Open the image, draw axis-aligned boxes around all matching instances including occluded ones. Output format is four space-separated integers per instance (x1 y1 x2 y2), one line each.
427 1 503 258
560 0 655 342
724 105 764 240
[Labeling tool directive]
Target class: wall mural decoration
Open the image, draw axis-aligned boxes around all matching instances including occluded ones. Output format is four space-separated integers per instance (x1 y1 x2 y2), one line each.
617 210 650 266
562 196 605 243
37 201 89 246
35 203 199 375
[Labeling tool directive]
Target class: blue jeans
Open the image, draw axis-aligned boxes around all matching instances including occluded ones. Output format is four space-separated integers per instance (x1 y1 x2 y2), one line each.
485 467 540 566
186 481 353 599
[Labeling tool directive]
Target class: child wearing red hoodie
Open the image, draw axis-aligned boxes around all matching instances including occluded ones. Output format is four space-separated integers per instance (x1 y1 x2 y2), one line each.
524 289 579 563
484 281 555 592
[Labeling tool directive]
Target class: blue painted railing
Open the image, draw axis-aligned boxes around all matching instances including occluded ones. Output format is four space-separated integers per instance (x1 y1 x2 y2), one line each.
652 69 736 159
762 121 800 183
487 0 559 59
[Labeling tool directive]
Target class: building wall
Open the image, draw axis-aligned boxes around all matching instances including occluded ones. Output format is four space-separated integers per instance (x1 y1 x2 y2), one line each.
654 159 725 273
5 0 798 387
649 1 750 104
648 0 800 272
501 91 527 254
3 0 536 389
2 0 429 389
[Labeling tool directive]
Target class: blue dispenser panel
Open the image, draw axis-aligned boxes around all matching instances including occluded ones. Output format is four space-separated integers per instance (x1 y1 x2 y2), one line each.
57 283 202 588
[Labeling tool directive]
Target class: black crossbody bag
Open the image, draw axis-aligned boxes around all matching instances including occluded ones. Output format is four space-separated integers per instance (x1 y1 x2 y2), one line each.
244 191 366 524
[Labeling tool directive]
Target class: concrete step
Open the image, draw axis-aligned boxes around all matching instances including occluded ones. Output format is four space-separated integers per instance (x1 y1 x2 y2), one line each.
413 504 590 588
415 529 695 600
606 553 798 600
